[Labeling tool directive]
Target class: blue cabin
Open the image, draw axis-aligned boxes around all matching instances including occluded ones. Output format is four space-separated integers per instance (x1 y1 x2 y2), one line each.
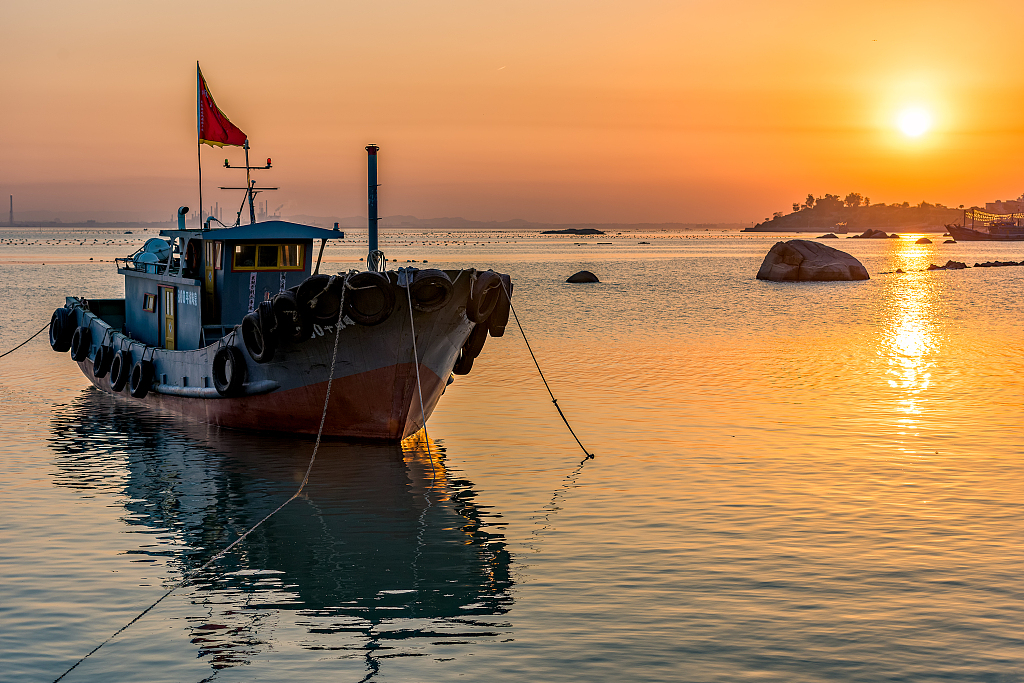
116 220 345 350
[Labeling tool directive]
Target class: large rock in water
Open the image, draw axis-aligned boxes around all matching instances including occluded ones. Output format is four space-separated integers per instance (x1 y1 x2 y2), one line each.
566 270 600 283
756 240 870 282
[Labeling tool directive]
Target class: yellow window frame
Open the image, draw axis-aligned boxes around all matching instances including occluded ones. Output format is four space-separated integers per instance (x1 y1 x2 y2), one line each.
230 243 305 272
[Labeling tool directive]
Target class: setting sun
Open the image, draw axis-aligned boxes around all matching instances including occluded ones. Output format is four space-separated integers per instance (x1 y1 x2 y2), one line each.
898 107 933 138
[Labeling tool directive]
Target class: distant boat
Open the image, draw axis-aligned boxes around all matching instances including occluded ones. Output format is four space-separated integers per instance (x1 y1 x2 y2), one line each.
947 208 1024 241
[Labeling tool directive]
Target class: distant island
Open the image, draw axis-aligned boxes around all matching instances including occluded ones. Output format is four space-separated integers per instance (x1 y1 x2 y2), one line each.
540 228 605 235
745 193 963 233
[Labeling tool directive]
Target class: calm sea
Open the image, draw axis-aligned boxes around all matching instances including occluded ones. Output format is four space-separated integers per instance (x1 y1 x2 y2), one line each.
1 228 1022 682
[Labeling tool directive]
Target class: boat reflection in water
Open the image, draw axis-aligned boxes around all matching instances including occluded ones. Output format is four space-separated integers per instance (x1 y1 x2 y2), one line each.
49 390 513 676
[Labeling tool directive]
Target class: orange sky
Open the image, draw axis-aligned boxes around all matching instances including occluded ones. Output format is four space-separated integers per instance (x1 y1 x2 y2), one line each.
3 0 1024 223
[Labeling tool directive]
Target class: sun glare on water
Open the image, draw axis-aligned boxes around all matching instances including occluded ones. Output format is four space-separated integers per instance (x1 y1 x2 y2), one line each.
898 107 932 137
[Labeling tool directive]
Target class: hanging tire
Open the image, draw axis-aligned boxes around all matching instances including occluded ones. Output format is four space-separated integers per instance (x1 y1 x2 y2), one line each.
408 269 453 312
212 345 247 397
49 308 74 352
129 359 154 398
272 290 312 344
70 325 91 362
296 274 344 325
109 349 131 392
241 301 276 363
487 273 513 337
93 345 114 379
453 348 475 375
344 271 395 326
467 270 502 323
462 322 489 361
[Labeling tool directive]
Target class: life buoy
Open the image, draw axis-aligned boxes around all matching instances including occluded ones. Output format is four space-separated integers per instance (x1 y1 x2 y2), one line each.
343 271 395 326
49 308 74 352
70 325 91 362
272 290 312 344
129 359 154 398
212 345 247 396
486 273 513 337
241 301 276 363
467 270 502 323
93 345 113 378
408 269 453 312
183 239 201 278
109 349 131 392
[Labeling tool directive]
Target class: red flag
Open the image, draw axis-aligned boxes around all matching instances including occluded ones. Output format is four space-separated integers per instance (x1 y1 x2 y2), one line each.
197 64 247 147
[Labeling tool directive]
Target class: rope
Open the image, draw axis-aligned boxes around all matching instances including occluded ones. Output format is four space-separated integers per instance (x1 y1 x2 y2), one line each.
403 273 436 484
500 280 594 460
0 321 50 360
52 277 350 683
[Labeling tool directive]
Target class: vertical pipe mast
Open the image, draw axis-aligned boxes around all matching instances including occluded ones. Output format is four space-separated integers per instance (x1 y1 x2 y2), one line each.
366 144 379 267
196 64 203 228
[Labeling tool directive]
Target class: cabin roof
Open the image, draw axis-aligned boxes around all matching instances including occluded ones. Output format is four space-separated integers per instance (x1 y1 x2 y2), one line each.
160 220 345 241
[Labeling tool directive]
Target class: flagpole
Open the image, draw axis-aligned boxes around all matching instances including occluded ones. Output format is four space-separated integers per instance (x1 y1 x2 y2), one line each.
196 63 203 229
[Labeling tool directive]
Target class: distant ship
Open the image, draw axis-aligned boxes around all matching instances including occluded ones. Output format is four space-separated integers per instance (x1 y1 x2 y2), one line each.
947 208 1024 241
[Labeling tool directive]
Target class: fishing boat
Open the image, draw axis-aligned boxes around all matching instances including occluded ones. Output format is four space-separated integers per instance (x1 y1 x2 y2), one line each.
946 208 1024 241
48 144 511 439
46 68 511 439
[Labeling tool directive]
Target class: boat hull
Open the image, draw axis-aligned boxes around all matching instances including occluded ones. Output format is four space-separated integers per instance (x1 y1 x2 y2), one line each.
947 224 1024 241
65 270 484 439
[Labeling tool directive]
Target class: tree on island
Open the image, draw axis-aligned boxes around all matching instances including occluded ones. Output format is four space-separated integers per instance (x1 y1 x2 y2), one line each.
844 192 863 207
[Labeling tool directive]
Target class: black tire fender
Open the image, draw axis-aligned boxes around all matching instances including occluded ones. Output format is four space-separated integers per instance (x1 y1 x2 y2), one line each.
272 290 312 344
70 325 91 362
462 322 489 361
344 271 395 326
467 270 502 323
486 273 513 337
129 359 154 398
212 345 247 396
49 308 74 352
408 269 453 312
296 274 344 325
241 302 276 363
452 348 475 376
109 349 131 392
93 345 114 379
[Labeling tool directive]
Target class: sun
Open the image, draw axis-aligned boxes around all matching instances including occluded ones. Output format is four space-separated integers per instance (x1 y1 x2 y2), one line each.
898 107 932 137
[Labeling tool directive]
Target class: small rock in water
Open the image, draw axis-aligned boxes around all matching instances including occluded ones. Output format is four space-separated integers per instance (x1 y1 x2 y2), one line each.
816 233 838 239
944 239 957 244
756 239 869 281
916 237 933 244
566 270 600 283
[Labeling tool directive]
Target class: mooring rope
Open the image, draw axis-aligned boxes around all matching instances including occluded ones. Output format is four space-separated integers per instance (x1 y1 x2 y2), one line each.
403 273 436 483
499 280 594 461
52 278 349 683
0 321 50 360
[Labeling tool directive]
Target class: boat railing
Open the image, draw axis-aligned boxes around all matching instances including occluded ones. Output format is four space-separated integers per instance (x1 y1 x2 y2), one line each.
115 257 175 275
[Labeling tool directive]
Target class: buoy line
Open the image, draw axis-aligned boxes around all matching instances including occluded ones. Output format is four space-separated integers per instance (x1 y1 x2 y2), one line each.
52 277 351 683
500 281 594 461
0 321 50 360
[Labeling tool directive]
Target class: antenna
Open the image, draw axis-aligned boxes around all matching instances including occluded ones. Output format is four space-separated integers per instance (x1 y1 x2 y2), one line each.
221 141 277 226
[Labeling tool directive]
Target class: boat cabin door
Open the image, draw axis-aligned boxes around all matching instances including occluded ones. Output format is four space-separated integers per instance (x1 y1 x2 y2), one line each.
159 285 176 350
202 240 220 323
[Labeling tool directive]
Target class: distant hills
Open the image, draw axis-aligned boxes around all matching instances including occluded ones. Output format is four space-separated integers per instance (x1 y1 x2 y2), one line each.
747 194 962 233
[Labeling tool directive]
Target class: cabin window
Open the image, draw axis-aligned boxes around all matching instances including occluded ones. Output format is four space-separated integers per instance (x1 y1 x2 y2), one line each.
205 240 223 270
231 243 305 271
143 293 157 312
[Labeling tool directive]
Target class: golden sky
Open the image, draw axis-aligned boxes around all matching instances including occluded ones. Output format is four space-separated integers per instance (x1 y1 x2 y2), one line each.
2 0 1024 223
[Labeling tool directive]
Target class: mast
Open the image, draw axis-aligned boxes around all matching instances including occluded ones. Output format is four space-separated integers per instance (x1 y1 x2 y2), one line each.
196 63 203 227
366 144 380 269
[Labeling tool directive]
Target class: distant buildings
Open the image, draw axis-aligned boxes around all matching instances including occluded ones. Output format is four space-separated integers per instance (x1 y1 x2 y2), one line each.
985 194 1024 214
